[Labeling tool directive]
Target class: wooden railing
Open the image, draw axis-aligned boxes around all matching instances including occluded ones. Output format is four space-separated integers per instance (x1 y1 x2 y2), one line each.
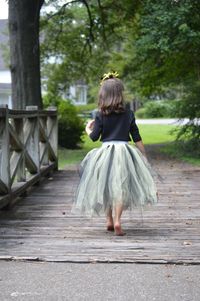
0 105 58 209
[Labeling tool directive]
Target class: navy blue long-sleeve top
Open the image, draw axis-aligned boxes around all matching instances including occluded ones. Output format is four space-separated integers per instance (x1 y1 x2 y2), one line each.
89 109 142 143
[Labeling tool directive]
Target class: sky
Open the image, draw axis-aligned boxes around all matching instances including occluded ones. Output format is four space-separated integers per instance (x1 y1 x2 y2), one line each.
0 1 73 19
0 0 8 19
0 1 66 19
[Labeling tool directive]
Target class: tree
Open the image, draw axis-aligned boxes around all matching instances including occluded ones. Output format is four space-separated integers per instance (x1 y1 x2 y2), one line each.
40 1 141 100
126 0 200 145
9 0 44 109
124 0 200 93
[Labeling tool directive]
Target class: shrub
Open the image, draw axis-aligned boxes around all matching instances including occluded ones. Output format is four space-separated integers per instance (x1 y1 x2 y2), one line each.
43 95 85 148
135 100 178 118
75 103 97 113
135 107 146 118
144 101 167 118
58 101 85 149
43 94 62 108
173 82 200 147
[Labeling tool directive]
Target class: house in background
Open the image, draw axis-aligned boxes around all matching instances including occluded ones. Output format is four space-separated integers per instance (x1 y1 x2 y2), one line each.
0 19 12 108
0 19 87 108
68 80 87 105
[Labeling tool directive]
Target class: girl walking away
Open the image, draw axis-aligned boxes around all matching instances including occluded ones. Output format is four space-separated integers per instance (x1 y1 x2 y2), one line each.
73 72 157 236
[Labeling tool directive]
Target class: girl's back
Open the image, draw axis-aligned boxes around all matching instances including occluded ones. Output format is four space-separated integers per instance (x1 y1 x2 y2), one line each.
90 109 142 143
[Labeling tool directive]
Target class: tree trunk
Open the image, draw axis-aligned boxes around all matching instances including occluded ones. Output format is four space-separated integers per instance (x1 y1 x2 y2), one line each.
8 0 44 109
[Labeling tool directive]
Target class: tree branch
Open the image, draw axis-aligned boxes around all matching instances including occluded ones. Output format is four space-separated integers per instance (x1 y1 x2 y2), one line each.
81 0 94 43
44 0 95 53
46 0 81 20
97 0 107 45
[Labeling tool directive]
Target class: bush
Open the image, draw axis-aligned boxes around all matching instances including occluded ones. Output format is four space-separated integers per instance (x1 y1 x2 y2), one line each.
135 100 178 118
58 101 85 149
75 103 97 113
145 101 167 118
43 95 85 148
135 107 146 118
43 94 62 108
173 82 200 146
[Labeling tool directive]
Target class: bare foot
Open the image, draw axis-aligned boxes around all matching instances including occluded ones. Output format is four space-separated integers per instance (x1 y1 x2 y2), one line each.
107 224 114 231
114 223 125 236
106 219 114 231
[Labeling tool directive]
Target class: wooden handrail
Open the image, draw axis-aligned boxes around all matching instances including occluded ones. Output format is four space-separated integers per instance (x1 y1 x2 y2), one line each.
0 105 58 209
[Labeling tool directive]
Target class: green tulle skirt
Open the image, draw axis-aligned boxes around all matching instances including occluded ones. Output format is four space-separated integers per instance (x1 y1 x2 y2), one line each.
72 141 157 216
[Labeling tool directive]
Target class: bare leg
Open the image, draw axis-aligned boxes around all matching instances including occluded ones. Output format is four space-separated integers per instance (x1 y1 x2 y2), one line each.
106 207 114 231
114 204 125 236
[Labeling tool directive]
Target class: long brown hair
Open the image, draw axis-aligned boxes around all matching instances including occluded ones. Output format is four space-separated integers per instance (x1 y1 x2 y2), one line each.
98 78 125 115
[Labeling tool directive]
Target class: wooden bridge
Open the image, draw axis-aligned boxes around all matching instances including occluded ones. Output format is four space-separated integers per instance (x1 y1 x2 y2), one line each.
0 107 200 264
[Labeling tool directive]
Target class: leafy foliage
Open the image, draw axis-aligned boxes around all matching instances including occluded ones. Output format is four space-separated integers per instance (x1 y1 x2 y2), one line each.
40 1 140 98
58 100 85 149
135 100 178 118
43 94 85 148
174 82 200 143
40 0 200 152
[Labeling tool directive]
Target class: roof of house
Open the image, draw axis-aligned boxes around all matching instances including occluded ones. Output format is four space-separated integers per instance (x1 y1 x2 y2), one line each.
0 19 9 71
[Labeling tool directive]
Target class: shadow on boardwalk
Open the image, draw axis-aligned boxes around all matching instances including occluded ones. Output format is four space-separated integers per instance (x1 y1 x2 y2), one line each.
0 145 200 264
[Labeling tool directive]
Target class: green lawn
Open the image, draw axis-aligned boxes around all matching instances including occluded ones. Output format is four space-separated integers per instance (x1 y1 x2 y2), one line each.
159 142 200 166
58 124 177 168
137 124 176 144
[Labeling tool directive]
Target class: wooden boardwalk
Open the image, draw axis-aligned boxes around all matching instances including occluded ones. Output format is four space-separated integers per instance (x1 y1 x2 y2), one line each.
0 146 200 264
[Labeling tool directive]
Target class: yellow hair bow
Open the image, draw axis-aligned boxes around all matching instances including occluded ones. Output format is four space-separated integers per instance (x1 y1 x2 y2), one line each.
100 71 119 85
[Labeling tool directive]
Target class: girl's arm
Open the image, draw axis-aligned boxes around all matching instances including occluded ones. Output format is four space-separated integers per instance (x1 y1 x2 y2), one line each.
135 140 147 158
87 112 102 141
130 112 142 143
129 112 147 158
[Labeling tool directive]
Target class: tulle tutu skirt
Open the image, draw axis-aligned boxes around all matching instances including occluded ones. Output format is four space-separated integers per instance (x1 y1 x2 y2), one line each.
72 141 157 216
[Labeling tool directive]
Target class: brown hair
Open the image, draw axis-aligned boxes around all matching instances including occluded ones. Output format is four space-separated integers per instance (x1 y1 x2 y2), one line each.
98 78 125 115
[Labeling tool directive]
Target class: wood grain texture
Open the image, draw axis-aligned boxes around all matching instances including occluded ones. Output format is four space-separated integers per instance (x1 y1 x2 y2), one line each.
0 146 200 264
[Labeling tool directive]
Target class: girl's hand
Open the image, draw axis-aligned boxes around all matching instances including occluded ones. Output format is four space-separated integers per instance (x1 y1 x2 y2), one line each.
87 119 95 129
135 140 147 158
85 119 95 135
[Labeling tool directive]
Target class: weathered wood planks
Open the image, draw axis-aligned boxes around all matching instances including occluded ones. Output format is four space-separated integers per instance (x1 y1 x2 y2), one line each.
0 147 200 263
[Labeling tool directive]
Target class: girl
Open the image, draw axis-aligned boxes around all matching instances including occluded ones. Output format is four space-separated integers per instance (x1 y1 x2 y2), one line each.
73 72 157 236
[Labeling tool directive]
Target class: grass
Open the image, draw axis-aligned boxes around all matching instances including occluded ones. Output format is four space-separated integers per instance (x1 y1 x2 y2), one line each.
58 124 177 168
159 142 200 166
58 136 101 168
137 124 176 144
58 148 88 168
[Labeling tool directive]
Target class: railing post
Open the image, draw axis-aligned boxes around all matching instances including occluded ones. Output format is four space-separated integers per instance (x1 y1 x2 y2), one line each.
47 106 58 170
0 105 11 194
